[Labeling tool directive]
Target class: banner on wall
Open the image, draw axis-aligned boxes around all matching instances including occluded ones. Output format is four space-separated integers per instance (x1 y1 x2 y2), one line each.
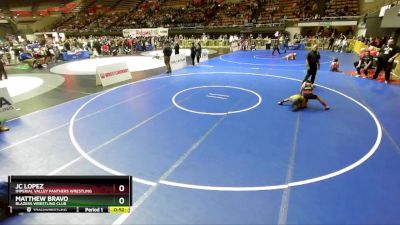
0 88 17 121
156 28 168 36
123 28 169 37
96 62 132 86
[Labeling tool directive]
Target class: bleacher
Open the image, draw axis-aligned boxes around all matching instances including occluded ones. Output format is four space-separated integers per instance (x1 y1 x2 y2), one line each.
325 0 359 17
113 0 141 11
210 0 256 26
91 0 120 8
162 0 190 8
50 0 360 32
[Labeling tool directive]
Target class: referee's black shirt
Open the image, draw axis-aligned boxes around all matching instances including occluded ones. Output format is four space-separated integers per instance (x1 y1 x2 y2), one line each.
307 50 320 67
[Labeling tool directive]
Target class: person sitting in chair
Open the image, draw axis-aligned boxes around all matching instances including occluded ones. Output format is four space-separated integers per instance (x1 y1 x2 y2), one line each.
354 50 373 78
19 50 36 68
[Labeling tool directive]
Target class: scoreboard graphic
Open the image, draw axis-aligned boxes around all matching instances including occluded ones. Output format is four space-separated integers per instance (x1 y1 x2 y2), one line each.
8 176 132 213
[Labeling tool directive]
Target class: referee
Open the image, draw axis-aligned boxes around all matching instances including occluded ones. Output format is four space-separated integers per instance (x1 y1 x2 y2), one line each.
303 44 320 85
271 39 281 55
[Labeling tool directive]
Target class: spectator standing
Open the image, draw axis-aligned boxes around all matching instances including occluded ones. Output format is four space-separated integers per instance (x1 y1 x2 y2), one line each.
0 59 7 80
174 42 180 55
142 40 146 51
190 42 196 66
195 42 202 64
372 39 400 84
328 34 335 51
163 42 172 73
283 35 289 53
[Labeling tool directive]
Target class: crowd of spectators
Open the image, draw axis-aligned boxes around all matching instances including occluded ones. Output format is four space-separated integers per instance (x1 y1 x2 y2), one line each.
2 31 398 85
0 35 174 68
50 0 362 33
1 33 232 68
257 0 359 24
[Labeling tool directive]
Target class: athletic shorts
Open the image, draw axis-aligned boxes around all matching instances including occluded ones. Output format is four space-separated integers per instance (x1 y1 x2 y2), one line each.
289 94 305 105
304 93 318 100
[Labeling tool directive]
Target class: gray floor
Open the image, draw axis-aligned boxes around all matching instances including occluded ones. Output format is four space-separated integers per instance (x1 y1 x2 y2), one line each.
4 49 228 117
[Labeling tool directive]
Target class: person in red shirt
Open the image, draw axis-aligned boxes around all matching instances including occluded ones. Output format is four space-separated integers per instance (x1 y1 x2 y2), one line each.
102 43 110 56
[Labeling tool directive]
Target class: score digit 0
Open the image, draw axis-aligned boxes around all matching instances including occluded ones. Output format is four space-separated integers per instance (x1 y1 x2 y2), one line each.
119 197 125 205
118 185 125 192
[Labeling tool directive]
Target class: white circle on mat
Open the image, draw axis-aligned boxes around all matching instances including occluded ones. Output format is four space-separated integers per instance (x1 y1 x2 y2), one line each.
220 52 333 66
253 54 283 60
172 85 262 116
69 72 382 191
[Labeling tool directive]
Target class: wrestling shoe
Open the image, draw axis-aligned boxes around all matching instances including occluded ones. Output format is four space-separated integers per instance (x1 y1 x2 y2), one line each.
0 126 10 132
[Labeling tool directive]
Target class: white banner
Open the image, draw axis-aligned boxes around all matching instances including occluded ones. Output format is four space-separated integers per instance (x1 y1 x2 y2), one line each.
200 49 209 62
157 28 168 37
170 54 187 71
0 88 17 121
230 41 240 52
96 62 132 87
123 28 169 37
298 20 358 27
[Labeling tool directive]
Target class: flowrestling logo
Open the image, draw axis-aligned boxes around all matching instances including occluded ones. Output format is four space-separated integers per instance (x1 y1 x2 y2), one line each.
0 87 17 120
96 62 132 87
0 97 14 113
171 57 186 64
100 69 129 79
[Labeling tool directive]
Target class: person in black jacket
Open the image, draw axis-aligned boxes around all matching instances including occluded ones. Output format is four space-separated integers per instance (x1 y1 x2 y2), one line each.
64 41 71 51
283 35 289 53
271 38 281 55
0 59 7 80
372 39 400 84
174 42 180 55
328 34 335 51
163 42 172 73
195 43 202 64
190 43 196 66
